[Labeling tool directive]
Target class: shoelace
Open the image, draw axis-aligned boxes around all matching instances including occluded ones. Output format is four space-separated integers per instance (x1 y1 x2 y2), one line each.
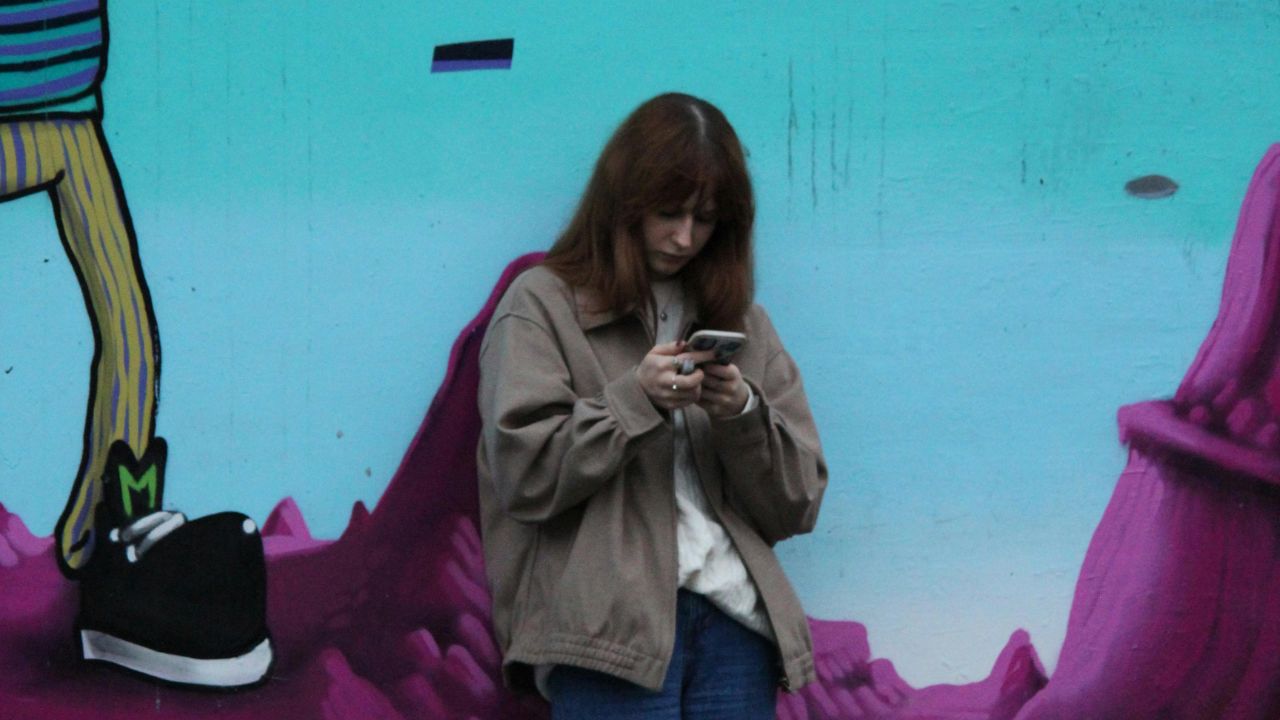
108 511 187 563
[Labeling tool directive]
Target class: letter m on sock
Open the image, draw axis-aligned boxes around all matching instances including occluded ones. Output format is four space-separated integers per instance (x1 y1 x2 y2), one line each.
118 466 158 517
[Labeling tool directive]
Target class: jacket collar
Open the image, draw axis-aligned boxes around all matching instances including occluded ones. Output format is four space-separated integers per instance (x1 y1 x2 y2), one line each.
573 285 703 337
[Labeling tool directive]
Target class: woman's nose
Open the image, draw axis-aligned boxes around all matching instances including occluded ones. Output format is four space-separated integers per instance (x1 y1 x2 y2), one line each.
672 216 694 248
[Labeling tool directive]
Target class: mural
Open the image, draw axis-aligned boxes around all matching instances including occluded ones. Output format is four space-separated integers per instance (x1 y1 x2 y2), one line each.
0 252 1048 718
0 0 270 689
1017 145 1280 719
0 0 158 577
2 1 1279 719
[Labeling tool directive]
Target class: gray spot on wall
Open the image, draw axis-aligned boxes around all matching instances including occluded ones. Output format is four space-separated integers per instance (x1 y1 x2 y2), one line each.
1125 174 1179 199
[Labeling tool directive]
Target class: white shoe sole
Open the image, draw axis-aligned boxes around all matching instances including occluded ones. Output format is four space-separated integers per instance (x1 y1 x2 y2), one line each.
80 629 273 688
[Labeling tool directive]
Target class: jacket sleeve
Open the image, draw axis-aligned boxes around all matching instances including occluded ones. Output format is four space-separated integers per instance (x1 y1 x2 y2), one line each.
710 314 828 544
479 311 666 524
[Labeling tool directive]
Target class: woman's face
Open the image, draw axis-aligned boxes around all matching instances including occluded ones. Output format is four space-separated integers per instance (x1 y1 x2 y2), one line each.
640 193 717 278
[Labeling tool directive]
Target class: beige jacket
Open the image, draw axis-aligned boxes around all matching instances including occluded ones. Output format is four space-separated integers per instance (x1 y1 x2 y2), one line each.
476 265 828 693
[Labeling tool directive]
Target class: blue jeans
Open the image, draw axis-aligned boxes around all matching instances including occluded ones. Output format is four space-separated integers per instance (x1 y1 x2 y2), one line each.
547 590 778 719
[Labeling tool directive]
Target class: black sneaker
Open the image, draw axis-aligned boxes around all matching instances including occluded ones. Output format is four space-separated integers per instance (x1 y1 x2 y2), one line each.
76 438 274 689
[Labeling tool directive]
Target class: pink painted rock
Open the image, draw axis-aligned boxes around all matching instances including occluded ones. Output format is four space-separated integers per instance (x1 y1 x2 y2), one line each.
1021 146 1280 720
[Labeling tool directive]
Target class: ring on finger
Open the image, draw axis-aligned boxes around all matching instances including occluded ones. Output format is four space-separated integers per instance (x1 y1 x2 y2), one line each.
672 383 679 391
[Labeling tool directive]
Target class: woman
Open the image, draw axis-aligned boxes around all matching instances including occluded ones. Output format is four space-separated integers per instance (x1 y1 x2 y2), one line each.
477 92 828 719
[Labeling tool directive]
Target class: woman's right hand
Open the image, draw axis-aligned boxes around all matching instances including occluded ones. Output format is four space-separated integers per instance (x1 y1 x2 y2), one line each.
636 341 717 411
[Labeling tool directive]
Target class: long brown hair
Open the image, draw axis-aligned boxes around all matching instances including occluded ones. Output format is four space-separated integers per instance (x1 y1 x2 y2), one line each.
542 92 755 331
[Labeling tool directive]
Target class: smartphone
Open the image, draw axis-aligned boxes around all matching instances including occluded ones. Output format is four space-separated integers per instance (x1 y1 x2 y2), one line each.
685 330 747 366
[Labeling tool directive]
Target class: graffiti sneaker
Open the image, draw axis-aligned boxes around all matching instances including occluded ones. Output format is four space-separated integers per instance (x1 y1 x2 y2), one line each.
76 438 274 689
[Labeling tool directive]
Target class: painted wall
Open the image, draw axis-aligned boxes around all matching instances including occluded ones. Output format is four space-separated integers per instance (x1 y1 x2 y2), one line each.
2 0 1278 699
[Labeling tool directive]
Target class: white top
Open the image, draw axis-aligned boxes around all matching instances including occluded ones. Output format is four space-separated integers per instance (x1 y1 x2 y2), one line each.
652 277 772 639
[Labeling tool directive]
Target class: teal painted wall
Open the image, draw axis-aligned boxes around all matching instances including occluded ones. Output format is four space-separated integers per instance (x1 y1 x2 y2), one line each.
2 0 1277 687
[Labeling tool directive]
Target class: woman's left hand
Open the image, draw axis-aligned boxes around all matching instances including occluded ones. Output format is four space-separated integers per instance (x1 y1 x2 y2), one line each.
697 362 750 418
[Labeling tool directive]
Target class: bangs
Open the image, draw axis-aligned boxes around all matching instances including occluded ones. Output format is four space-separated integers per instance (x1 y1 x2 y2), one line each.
635 145 729 214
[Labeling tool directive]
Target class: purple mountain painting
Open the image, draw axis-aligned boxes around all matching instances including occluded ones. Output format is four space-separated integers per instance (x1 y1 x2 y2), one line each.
0 252 1046 718
1013 146 1280 720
